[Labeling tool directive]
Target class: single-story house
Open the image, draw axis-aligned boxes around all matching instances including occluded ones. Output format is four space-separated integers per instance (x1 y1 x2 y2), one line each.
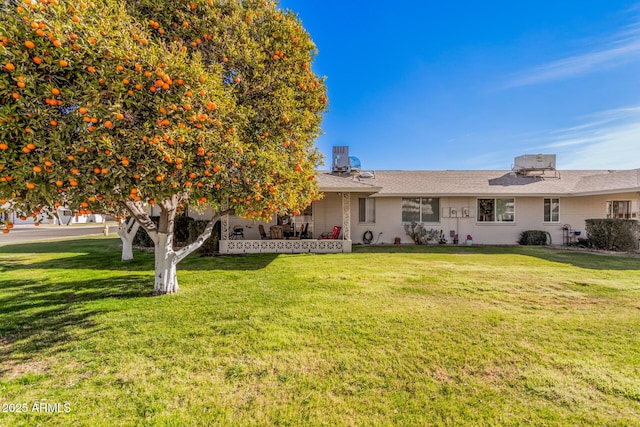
202 153 640 254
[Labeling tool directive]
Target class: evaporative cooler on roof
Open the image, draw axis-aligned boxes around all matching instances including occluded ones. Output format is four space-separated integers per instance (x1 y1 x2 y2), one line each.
513 154 557 177
332 146 350 173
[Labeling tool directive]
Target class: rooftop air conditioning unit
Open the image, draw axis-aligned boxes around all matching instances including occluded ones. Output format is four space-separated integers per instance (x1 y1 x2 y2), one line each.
514 154 556 175
332 146 350 173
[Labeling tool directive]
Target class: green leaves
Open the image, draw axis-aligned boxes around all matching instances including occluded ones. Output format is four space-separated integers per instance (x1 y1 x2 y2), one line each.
1 0 326 224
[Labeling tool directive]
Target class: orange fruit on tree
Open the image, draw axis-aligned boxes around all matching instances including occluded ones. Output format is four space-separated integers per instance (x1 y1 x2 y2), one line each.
59 59 68 67
5 63 15 71
26 182 35 190
51 88 60 95
24 41 35 49
32 166 42 173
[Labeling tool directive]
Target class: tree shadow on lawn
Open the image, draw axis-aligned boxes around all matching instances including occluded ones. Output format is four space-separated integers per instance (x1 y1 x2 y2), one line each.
352 244 640 271
0 238 279 273
0 274 150 376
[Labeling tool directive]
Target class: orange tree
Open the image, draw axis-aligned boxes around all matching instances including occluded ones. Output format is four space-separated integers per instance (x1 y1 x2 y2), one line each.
0 0 327 294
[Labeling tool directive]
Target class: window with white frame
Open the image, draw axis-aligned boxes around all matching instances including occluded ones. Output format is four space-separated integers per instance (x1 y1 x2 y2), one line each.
358 197 376 223
402 198 440 223
477 198 515 222
607 201 632 218
544 198 560 222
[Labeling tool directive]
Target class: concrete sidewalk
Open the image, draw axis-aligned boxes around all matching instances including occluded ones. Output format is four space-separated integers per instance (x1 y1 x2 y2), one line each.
0 223 120 245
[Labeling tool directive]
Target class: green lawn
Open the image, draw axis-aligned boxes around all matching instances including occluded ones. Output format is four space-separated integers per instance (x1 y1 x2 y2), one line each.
1 239 639 426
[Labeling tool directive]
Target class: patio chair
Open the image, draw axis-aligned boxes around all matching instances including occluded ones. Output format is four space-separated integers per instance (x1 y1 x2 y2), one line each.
230 225 244 240
299 222 311 239
318 226 341 240
269 225 284 240
258 224 270 240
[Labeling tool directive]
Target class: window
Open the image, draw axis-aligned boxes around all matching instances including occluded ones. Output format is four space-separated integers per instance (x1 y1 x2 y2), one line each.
607 201 632 218
477 198 515 222
358 198 375 223
544 198 560 222
402 198 440 223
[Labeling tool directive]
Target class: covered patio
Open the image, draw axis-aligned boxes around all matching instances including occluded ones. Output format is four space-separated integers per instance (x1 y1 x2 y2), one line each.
218 172 381 254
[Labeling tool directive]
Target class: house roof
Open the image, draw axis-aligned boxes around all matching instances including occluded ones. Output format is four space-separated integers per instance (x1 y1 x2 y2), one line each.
317 169 640 197
316 171 382 193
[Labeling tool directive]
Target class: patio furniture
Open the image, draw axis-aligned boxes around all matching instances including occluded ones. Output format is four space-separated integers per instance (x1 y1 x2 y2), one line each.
230 225 244 240
318 226 341 240
270 225 284 240
283 224 294 238
299 222 311 239
258 224 270 240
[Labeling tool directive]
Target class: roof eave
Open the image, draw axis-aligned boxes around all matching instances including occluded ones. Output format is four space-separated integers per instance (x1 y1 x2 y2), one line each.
319 186 383 194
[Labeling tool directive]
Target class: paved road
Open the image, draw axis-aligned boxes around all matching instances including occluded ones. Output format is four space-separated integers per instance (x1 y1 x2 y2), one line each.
0 224 120 245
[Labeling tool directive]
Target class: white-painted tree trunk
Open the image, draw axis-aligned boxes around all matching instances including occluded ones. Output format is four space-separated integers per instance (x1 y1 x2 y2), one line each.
154 232 179 295
121 195 232 296
117 217 141 261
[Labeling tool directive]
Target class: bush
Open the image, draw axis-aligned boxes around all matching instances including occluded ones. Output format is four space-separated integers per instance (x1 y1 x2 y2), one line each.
404 222 438 245
132 216 159 248
585 219 640 252
188 220 220 255
133 216 219 253
518 230 551 246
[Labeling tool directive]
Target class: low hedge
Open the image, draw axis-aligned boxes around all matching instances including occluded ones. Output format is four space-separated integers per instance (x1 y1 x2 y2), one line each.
518 230 551 246
585 219 639 252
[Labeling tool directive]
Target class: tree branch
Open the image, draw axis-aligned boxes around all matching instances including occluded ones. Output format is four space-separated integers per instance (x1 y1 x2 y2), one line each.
120 200 159 244
175 208 234 263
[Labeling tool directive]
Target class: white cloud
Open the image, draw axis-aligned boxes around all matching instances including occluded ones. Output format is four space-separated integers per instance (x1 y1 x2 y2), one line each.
504 23 640 88
536 107 640 169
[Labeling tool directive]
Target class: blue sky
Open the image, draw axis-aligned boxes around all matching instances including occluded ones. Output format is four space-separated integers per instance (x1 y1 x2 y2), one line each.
278 1 640 170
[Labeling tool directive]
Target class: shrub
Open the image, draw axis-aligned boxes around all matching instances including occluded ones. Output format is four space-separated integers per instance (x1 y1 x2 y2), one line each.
174 216 193 246
133 216 159 248
518 230 551 246
404 222 438 245
132 215 202 249
585 219 639 252
188 220 220 255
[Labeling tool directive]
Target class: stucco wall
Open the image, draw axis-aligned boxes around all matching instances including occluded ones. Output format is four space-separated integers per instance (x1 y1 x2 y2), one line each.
349 193 639 246
205 191 639 246
312 192 343 238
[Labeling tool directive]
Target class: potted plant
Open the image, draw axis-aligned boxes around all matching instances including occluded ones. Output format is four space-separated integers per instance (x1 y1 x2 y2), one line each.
466 234 473 245
394 237 401 245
